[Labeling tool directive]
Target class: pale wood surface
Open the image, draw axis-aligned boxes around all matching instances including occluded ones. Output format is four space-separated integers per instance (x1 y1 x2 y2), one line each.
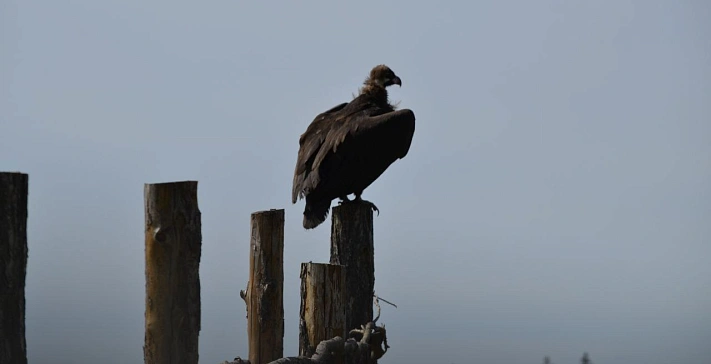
246 209 284 364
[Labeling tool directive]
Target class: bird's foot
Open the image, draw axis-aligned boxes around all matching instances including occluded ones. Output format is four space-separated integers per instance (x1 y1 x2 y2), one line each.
338 195 351 205
354 196 380 216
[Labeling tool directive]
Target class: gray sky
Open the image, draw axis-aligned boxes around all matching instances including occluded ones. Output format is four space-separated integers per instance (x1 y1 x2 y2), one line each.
2 1 710 363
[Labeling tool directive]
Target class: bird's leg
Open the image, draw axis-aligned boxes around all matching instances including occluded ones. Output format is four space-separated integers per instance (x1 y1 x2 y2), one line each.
338 195 351 205
354 194 380 216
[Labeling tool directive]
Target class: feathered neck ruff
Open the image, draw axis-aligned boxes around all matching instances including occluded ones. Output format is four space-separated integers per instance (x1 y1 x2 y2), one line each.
358 79 395 110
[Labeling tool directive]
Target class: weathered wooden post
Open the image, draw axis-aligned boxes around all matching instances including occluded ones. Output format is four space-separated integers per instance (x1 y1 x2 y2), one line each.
143 181 202 364
0 172 29 364
298 262 346 359
329 203 375 333
246 209 284 364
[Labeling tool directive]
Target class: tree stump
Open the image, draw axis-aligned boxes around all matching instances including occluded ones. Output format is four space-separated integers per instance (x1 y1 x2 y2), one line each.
299 263 346 359
143 181 202 364
246 209 284 364
330 202 374 333
0 172 29 364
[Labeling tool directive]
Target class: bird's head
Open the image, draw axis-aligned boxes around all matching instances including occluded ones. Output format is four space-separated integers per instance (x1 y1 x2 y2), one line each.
366 65 402 88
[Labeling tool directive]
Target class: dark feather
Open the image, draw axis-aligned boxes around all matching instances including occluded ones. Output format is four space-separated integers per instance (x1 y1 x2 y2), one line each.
291 65 416 229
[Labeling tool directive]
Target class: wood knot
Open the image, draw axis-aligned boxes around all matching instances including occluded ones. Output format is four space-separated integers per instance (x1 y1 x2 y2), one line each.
153 227 166 242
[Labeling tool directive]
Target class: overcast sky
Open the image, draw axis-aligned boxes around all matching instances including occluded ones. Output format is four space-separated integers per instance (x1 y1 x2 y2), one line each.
2 1 710 363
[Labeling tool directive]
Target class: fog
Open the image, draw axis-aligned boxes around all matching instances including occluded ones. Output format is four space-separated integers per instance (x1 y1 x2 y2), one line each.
2 1 709 363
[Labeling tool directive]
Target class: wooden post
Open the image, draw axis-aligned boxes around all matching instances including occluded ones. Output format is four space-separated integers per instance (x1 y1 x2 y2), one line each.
0 172 29 364
329 203 375 333
246 209 284 364
298 263 346 359
143 181 202 364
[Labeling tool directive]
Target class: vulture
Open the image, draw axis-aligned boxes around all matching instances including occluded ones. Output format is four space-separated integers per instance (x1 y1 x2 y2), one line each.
291 64 416 229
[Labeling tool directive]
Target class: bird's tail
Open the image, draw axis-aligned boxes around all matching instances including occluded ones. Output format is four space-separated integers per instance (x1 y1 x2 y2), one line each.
303 198 331 229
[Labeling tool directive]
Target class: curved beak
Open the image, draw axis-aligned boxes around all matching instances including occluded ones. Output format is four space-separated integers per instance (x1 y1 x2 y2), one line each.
392 76 402 87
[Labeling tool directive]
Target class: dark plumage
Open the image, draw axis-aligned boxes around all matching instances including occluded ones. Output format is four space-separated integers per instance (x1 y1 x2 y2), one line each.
292 65 416 229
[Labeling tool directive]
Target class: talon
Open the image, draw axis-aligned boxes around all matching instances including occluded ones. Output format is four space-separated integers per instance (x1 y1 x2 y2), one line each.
354 195 380 216
368 202 380 216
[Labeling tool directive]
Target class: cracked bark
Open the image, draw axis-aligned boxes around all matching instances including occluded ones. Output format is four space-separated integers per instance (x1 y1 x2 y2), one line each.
246 209 284 364
143 181 202 364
